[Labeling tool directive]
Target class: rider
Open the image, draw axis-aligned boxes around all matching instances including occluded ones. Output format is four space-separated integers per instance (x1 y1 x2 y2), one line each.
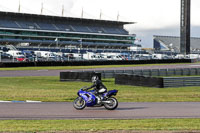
86 75 107 103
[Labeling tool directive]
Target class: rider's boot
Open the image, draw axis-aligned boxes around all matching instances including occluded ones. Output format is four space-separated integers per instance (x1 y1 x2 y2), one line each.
100 95 104 101
96 95 102 104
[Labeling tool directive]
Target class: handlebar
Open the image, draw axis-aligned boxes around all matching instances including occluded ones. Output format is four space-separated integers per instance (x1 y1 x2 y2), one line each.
81 88 88 91
81 86 88 91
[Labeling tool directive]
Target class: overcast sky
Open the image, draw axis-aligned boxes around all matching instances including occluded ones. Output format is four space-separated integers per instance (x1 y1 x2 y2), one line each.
0 0 200 48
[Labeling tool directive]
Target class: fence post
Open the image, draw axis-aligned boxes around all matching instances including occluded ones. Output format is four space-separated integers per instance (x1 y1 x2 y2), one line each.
149 69 152 77
141 69 143 76
173 69 175 75
181 69 184 76
166 69 169 76
132 70 135 75
195 68 198 75
189 68 191 76
198 68 200 75
158 69 160 76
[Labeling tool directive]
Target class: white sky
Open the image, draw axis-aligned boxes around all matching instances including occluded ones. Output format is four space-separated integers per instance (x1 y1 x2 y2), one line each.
0 0 200 47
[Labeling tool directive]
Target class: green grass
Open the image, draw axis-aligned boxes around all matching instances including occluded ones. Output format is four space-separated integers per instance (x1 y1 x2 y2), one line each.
0 63 191 71
1 77 200 132
0 119 200 132
0 76 200 102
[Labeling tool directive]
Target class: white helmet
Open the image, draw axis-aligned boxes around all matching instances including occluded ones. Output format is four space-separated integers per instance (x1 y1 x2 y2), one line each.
91 76 99 83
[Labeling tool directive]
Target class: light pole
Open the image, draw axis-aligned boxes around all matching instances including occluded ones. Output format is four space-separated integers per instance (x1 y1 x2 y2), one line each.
169 43 173 57
78 38 82 54
55 38 59 49
180 0 191 55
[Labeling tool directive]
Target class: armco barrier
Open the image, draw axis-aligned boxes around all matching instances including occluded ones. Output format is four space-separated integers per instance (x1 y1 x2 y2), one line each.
163 77 200 88
60 72 101 82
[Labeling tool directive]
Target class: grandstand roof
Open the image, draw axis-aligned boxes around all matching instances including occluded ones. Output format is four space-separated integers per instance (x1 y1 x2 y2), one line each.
0 11 135 26
0 11 135 48
154 35 200 52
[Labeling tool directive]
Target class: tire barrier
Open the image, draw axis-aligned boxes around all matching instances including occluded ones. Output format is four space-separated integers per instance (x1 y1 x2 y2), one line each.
115 74 164 88
0 59 195 67
60 67 200 87
60 72 101 82
88 68 200 88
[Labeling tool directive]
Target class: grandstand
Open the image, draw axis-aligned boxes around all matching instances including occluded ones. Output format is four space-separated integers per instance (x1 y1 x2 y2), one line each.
0 11 136 53
154 35 200 53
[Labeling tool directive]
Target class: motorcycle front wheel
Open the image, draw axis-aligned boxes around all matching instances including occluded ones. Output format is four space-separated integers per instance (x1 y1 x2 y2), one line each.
73 97 86 110
104 97 118 110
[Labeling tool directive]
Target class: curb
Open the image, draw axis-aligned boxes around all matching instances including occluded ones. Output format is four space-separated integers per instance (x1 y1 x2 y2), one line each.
0 101 12 103
0 100 42 103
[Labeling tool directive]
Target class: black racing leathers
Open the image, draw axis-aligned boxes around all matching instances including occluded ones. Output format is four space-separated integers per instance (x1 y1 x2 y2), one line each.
87 80 107 94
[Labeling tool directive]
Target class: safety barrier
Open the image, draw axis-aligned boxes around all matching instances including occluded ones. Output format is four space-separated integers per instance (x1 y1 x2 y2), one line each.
92 68 200 78
61 67 200 87
115 74 163 88
83 67 200 88
163 77 200 88
115 74 200 88
60 72 101 82
0 59 195 67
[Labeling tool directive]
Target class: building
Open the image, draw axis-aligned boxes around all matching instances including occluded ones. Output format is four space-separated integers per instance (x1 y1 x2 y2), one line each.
0 11 136 53
153 35 200 53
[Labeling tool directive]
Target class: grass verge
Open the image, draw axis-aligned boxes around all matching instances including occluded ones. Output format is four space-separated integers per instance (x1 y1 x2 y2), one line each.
0 63 192 71
0 76 200 102
0 119 200 132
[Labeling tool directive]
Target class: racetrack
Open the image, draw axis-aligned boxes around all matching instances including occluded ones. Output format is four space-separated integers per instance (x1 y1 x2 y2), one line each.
1 63 200 120
1 63 200 77
0 102 200 120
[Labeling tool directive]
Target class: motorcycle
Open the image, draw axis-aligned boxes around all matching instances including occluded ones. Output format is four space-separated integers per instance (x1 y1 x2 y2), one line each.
73 87 118 110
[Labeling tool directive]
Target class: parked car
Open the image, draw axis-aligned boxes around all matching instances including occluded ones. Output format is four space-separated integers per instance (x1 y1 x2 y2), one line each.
1 53 13 59
15 56 26 62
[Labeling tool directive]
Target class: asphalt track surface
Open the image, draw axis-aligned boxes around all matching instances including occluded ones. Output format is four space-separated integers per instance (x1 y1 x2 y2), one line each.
0 102 200 120
1 63 200 77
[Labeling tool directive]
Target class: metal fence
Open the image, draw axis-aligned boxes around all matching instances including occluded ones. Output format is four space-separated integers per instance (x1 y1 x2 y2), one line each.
163 77 200 88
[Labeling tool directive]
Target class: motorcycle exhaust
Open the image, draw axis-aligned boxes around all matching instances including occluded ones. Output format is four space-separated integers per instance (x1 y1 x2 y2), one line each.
101 100 111 104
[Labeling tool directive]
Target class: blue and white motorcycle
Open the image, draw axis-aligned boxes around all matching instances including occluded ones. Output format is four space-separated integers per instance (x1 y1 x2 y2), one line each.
73 87 118 110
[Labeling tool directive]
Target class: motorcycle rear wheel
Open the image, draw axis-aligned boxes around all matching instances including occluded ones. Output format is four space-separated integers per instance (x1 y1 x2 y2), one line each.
73 97 86 110
104 97 118 110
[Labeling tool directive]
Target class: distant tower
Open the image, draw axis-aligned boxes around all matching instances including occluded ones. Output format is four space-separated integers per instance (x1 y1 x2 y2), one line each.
117 11 120 21
62 5 64 16
18 0 21 13
180 0 191 55
41 3 44 15
100 9 102 19
81 8 84 18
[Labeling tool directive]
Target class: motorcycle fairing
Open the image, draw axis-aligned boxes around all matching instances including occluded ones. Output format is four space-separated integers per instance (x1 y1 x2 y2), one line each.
78 89 97 106
104 90 118 97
